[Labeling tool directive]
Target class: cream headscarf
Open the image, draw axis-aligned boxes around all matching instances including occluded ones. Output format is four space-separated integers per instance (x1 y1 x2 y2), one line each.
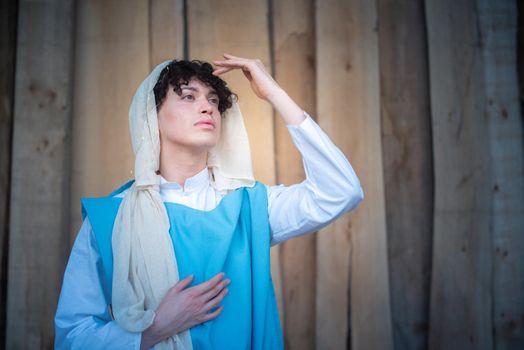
111 60 255 349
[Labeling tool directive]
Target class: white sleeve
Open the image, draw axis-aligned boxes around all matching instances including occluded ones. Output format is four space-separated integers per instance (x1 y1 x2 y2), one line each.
267 112 364 246
54 218 143 350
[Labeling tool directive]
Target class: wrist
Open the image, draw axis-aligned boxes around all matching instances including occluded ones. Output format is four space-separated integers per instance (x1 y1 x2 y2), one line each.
265 86 287 104
140 320 165 350
266 89 304 125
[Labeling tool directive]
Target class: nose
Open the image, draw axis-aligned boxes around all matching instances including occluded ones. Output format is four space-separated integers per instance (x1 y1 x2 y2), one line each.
199 98 214 115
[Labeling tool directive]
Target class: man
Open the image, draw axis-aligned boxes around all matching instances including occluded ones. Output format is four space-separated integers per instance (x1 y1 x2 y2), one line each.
55 54 364 349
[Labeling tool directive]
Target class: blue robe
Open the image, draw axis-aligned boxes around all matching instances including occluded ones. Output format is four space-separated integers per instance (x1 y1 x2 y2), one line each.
81 180 283 349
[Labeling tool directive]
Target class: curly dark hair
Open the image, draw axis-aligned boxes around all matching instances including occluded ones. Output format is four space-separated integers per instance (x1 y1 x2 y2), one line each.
153 59 236 114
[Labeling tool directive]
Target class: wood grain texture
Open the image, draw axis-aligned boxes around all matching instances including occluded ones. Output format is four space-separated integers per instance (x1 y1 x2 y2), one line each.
150 0 185 66
70 0 151 240
6 0 74 348
316 0 393 348
0 0 18 346
478 0 524 348
272 0 316 348
425 0 493 348
377 1 433 349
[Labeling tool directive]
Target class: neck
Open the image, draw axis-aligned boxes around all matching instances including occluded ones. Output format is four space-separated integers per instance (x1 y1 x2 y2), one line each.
159 143 208 188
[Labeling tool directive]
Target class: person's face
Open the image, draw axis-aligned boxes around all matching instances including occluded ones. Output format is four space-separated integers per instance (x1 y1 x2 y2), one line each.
157 78 222 152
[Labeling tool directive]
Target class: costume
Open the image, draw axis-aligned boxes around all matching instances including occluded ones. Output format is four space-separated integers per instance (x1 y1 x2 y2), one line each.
55 61 365 349
82 180 282 349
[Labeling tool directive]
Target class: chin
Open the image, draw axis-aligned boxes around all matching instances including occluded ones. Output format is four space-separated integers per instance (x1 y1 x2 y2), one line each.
189 137 219 151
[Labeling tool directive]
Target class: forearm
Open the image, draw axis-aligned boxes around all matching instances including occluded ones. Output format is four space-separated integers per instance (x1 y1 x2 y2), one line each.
140 320 167 350
140 327 157 350
266 87 306 126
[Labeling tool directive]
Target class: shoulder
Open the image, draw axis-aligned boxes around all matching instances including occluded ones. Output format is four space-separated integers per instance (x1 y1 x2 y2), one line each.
236 181 270 207
80 180 133 220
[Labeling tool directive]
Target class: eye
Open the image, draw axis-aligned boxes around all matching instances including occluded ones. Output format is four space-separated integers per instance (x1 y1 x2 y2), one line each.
209 97 219 105
182 94 194 101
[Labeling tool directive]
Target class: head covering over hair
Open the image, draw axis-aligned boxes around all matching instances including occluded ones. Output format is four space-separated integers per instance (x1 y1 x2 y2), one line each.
111 60 255 349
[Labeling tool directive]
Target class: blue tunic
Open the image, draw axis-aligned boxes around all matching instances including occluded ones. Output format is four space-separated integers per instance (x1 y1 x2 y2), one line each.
81 180 283 350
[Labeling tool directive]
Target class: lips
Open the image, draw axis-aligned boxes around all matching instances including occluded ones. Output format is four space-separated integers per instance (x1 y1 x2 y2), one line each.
195 119 216 128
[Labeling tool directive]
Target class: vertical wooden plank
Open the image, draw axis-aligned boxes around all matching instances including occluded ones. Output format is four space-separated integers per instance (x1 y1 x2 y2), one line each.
517 1 524 113
478 0 524 348
186 0 284 323
425 0 493 349
70 0 151 239
150 0 185 67
0 0 18 346
377 1 433 349
316 0 393 349
273 0 316 348
6 0 74 348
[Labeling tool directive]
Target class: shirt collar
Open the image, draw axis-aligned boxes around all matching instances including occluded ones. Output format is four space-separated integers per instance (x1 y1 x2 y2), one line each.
159 166 210 193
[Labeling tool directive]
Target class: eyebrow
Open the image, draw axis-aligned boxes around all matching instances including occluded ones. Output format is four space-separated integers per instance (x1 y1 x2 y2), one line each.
181 86 218 96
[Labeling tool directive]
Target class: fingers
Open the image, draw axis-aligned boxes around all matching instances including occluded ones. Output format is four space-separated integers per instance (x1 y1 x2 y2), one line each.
173 274 194 292
212 67 233 76
201 306 224 322
200 277 230 302
190 272 226 295
213 59 249 69
223 53 240 59
213 54 269 79
221 53 247 61
221 53 260 64
213 54 253 68
203 287 229 310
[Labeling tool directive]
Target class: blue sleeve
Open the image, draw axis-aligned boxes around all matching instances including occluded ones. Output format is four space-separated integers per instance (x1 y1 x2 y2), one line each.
54 218 143 349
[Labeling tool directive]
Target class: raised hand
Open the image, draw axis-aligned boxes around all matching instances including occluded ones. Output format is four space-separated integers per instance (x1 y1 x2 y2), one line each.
212 53 282 101
213 53 306 126
140 272 230 349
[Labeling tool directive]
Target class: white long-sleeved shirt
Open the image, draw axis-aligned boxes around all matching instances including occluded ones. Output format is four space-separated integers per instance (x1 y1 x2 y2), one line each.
54 112 364 349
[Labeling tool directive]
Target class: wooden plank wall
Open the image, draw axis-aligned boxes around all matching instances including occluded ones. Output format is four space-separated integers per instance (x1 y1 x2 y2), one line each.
0 0 18 347
478 0 524 347
316 0 393 349
70 0 152 237
377 1 433 349
426 0 493 348
70 0 186 235
273 0 317 348
1 0 523 349
149 0 185 67
6 0 74 348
